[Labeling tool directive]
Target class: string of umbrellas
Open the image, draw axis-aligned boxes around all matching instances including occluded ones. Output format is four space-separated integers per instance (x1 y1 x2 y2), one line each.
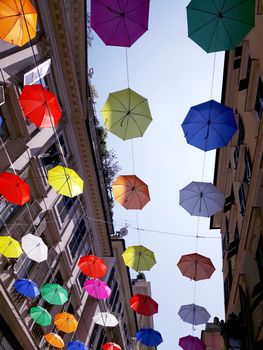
0 0 257 349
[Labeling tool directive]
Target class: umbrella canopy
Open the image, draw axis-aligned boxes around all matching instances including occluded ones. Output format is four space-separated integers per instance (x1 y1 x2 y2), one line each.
84 279 111 300
112 175 150 209
0 236 23 258
122 245 156 272
130 294 158 316
29 306 52 326
181 99 237 151
40 283 68 305
91 0 150 47
54 312 78 333
21 234 48 262
187 0 255 53
19 85 62 128
136 328 163 347
178 303 211 326
78 255 107 278
92 312 119 327
14 279 39 298
0 172 30 205
179 181 224 217
67 341 88 350
177 253 215 281
179 335 206 350
0 0 37 46
44 333 64 349
102 88 152 140
102 342 121 350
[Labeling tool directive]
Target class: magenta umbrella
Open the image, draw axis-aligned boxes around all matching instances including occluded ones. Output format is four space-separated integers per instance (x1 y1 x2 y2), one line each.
179 335 206 350
84 279 111 300
91 0 150 47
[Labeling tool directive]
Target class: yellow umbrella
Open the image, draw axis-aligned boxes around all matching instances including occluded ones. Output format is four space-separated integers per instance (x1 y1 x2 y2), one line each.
0 0 37 47
0 236 23 258
47 165 84 198
54 312 78 333
122 245 156 272
44 333 64 349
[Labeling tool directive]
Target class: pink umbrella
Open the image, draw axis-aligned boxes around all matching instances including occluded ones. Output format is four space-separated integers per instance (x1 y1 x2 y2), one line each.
84 279 111 300
179 335 206 350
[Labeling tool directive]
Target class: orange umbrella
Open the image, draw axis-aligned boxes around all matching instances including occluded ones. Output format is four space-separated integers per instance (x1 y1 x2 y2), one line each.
112 175 150 209
54 312 78 333
44 333 64 349
0 0 37 46
177 253 215 281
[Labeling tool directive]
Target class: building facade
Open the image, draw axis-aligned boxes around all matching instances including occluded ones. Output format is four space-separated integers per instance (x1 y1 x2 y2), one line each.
0 1 137 349
211 2 263 349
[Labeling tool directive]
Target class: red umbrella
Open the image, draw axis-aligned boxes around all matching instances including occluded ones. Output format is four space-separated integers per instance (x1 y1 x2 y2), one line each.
78 255 107 278
130 294 158 316
177 253 215 281
19 84 62 128
0 172 30 205
102 342 121 350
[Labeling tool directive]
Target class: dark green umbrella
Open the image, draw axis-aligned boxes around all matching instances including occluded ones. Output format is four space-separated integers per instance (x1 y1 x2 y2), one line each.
29 306 52 326
40 283 68 305
187 0 255 53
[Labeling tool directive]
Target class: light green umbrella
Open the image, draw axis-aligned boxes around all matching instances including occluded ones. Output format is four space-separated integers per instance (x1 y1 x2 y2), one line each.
187 0 255 53
40 283 68 305
29 306 52 326
122 245 156 272
101 88 152 140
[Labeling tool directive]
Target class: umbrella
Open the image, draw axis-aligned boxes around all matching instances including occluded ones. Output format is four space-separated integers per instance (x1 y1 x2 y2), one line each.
0 236 23 258
14 279 39 297
40 283 68 305
21 234 48 262
179 335 206 350
84 279 111 300
19 85 62 128
29 306 52 326
54 312 78 333
91 0 150 47
179 181 224 217
130 294 158 316
177 253 215 281
0 172 30 205
102 343 121 350
48 165 84 197
92 312 119 327
178 303 211 326
102 88 152 140
122 245 156 272
187 0 255 53
181 99 237 151
112 175 150 209
67 341 88 350
136 328 163 347
44 333 64 349
78 255 107 278
0 0 37 46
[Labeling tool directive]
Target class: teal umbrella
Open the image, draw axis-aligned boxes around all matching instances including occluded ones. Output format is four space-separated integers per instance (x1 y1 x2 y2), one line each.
29 306 52 326
187 0 255 53
40 283 68 305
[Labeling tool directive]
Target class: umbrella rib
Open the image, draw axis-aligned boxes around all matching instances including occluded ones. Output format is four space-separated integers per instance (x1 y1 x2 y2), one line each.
130 112 152 120
130 98 148 112
124 15 148 30
110 93 129 112
124 114 130 140
92 14 121 26
184 124 207 142
188 15 218 37
210 123 230 144
222 0 252 17
130 115 144 137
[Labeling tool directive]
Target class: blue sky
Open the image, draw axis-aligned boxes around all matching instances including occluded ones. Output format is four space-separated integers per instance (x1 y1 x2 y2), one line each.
89 1 225 348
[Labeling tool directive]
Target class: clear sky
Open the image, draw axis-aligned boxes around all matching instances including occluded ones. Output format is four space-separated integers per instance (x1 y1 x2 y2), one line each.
89 1 226 348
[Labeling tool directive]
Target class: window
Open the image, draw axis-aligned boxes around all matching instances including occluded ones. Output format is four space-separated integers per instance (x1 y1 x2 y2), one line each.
244 148 252 184
109 281 118 306
112 290 119 312
224 277 230 312
256 234 263 282
23 59 51 86
238 184 246 216
239 56 252 91
255 78 263 118
57 196 77 222
234 224 239 241
89 324 99 348
233 46 242 69
78 272 86 288
222 230 230 258
41 135 67 174
54 270 64 286
0 115 8 139
97 330 106 350
227 238 239 260
224 189 234 212
237 116 245 145
69 219 87 259
0 199 19 232
15 253 35 279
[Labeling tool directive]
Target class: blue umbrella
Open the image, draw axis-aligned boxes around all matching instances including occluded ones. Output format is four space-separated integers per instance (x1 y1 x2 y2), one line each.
136 328 163 347
67 341 88 350
14 278 40 297
181 99 237 151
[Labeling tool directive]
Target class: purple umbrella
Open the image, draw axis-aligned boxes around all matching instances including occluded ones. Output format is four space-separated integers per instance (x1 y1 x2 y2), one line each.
179 335 206 350
84 279 111 300
91 0 150 47
178 303 210 326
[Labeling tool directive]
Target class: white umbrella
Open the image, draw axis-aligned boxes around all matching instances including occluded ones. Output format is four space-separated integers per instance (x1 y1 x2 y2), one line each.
21 234 48 262
92 312 118 327
179 181 224 217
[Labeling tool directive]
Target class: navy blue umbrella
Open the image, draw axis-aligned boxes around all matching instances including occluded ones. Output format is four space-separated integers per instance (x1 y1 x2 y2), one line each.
136 328 163 347
181 99 237 151
67 341 88 350
14 278 40 298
